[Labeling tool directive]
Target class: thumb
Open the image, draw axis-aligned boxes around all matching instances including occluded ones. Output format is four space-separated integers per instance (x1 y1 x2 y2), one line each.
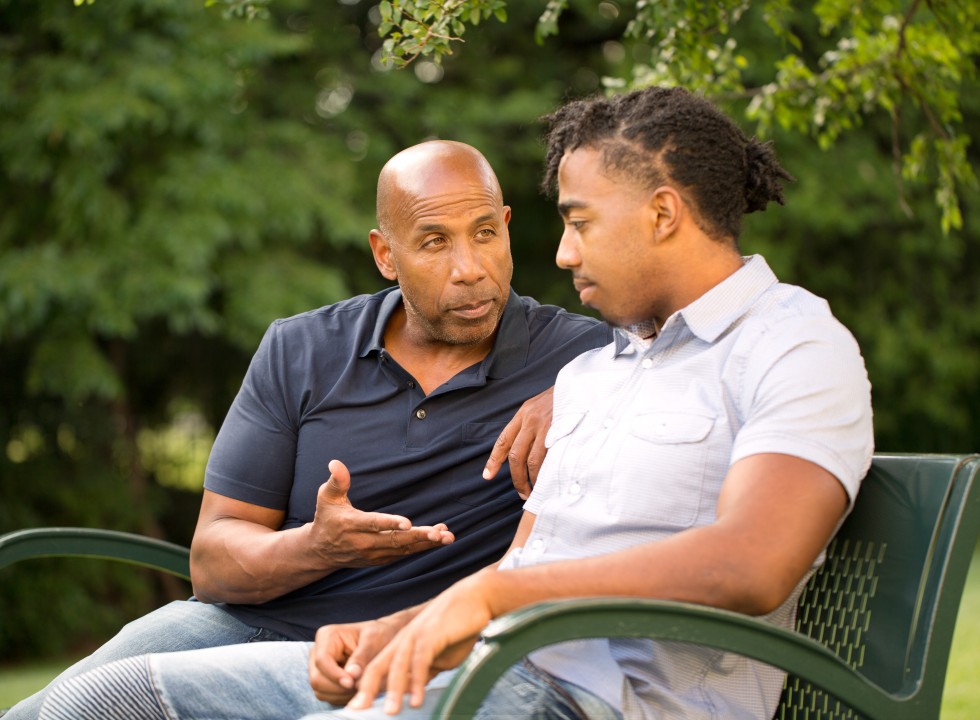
320 459 352 502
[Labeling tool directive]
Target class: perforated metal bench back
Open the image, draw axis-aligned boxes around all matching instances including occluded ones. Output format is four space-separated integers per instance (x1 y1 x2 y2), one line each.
775 455 970 719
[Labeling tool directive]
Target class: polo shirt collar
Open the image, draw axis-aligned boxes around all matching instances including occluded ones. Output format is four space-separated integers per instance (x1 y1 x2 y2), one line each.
360 286 529 379
613 254 778 355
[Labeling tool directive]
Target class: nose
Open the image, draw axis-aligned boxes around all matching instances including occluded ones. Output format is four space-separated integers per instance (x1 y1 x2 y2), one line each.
556 227 580 270
450 240 488 285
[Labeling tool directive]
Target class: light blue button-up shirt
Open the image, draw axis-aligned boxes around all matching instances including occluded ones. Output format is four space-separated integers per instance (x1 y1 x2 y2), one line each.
499 255 874 719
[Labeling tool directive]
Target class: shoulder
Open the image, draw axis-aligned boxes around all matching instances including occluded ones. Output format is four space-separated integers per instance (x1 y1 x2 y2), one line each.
250 289 391 371
271 291 385 336
735 282 862 361
515 293 612 340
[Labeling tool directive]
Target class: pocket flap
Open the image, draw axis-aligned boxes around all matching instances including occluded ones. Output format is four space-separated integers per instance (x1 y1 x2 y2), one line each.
630 412 715 443
545 411 586 448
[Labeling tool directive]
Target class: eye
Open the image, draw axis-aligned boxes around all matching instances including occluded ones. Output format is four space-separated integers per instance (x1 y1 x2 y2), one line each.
475 227 497 241
566 219 586 231
422 235 447 249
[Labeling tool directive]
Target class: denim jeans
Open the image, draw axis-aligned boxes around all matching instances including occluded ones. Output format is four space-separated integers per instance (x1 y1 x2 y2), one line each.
6 599 287 720
302 659 623 720
36 637 622 720
38 640 346 720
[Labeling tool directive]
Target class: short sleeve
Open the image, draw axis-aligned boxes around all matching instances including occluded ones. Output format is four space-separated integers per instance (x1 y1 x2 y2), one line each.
731 315 874 503
204 322 299 509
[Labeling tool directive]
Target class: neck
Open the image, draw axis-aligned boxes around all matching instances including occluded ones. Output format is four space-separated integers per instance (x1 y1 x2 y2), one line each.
383 308 496 395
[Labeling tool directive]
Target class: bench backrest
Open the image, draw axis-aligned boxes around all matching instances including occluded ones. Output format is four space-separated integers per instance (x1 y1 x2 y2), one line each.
777 453 980 717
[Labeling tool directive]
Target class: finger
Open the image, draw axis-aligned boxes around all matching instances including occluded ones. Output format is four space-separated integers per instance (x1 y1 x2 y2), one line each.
347 645 394 711
311 627 355 689
482 414 521 481
355 510 414 533
525 429 548 485
419 523 455 544
505 424 535 499
381 640 415 715
319 459 352 503
408 642 436 709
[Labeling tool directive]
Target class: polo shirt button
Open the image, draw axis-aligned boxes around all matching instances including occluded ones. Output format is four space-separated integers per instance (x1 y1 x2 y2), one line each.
641 358 653 369
415 409 427 419
407 381 415 388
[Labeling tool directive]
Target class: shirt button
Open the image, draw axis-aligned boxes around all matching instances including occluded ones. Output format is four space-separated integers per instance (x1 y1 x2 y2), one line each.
415 409 427 419
641 358 653 369
569 482 582 495
407 381 415 388
530 538 544 551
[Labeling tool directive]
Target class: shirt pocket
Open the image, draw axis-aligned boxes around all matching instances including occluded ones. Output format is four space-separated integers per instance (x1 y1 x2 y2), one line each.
608 411 716 527
451 421 510 507
545 410 587 449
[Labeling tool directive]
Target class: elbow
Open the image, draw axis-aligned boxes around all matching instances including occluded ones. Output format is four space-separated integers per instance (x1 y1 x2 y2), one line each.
189 550 219 603
704 563 799 617
733 586 792 617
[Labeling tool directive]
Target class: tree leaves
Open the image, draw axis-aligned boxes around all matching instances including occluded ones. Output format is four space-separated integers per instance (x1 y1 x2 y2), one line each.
377 0 977 234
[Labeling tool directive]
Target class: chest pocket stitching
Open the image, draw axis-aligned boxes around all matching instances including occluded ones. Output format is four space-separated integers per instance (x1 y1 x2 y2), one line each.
628 412 715 444
544 411 587 449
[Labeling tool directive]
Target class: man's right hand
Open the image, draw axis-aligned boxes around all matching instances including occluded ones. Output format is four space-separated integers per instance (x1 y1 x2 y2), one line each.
309 459 455 568
308 612 414 705
189 460 453 605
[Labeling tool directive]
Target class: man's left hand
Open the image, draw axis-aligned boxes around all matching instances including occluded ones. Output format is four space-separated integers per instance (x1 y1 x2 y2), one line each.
345 573 495 715
483 386 554 499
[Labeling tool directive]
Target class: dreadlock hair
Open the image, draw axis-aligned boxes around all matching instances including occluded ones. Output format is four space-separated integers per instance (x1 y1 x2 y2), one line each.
541 87 794 242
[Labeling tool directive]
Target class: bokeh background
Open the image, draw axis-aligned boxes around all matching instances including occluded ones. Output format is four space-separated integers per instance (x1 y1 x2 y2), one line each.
1 0 977 665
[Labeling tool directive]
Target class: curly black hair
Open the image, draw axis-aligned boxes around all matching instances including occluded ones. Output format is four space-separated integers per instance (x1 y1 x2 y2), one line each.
541 87 794 242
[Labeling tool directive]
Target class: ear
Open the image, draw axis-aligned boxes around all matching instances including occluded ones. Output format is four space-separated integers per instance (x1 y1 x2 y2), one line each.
648 186 683 241
369 230 398 281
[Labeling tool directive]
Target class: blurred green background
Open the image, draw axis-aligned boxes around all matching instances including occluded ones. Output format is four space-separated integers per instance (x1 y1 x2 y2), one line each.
1 0 977 681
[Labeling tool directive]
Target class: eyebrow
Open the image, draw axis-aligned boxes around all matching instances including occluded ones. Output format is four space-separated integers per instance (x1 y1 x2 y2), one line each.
557 200 587 218
417 212 499 234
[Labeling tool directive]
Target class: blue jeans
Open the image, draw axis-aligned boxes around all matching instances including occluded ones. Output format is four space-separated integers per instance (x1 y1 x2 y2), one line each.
302 659 623 720
37 640 367 720
35 636 622 720
5 599 288 720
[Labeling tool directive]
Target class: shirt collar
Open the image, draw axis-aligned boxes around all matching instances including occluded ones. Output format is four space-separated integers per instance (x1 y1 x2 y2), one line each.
360 287 529 379
613 255 778 355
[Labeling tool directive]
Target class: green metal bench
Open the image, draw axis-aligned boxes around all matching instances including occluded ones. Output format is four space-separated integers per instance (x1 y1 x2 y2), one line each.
2 454 977 719
433 453 980 719
0 527 190 580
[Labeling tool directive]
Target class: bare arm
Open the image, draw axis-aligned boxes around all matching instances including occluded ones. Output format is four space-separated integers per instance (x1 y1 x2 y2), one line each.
190 459 455 604
348 453 849 712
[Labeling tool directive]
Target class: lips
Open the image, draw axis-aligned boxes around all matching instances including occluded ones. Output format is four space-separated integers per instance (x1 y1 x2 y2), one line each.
572 277 595 304
449 298 495 319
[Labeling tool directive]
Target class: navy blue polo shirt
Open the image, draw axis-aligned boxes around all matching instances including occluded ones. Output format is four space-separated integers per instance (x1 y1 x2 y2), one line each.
204 287 611 640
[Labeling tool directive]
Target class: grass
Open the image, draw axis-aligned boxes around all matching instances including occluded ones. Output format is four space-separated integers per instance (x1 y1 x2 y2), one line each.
2 555 980 715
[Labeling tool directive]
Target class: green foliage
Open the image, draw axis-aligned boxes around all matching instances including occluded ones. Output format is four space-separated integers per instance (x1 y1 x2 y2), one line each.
377 0 979 235
376 0 509 67
1 0 977 663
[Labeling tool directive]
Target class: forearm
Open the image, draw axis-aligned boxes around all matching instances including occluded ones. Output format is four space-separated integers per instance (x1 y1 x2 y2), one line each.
191 519 333 604
482 520 822 620
481 455 848 619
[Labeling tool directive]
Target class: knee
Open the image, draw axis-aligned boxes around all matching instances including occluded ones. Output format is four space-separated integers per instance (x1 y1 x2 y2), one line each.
39 656 166 720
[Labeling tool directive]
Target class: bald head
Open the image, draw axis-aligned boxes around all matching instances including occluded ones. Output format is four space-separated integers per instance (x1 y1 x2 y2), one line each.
376 140 503 238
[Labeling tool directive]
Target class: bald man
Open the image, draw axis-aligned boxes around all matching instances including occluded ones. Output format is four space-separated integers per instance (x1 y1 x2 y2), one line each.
18 141 611 720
